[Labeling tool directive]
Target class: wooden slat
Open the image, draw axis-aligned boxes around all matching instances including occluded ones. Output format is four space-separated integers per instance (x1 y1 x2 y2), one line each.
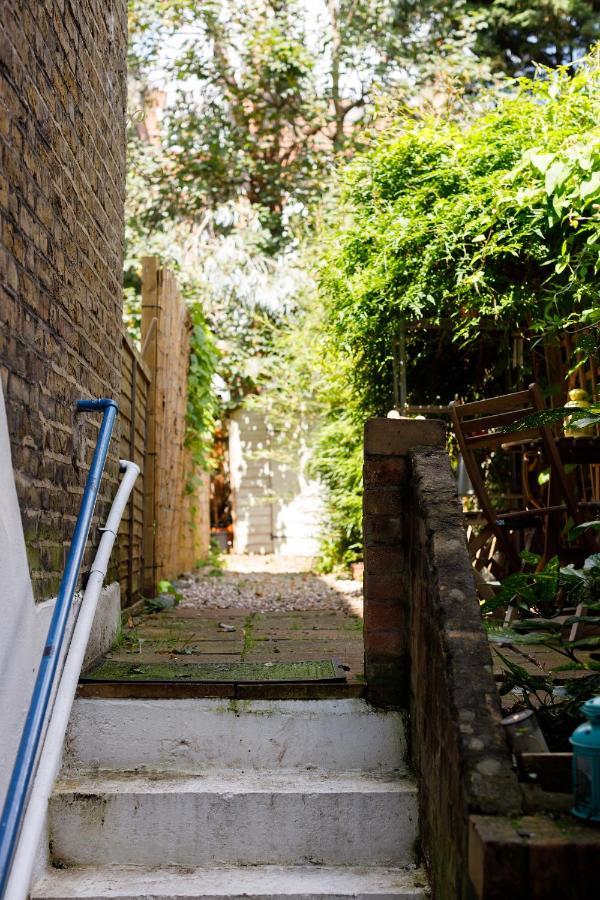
465 427 541 450
139 257 210 592
460 408 534 434
450 390 531 417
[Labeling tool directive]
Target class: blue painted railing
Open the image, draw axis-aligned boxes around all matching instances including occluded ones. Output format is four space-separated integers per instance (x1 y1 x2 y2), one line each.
0 398 118 897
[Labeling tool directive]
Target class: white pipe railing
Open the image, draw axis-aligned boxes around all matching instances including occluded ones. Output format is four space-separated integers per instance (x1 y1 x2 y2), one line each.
4 460 140 900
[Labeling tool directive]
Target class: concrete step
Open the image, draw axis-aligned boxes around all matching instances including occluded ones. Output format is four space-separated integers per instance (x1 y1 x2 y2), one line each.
32 864 429 899
63 699 407 773
49 771 418 868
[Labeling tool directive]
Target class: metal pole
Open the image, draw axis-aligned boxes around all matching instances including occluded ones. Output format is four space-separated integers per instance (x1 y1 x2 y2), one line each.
4 460 139 900
0 398 118 897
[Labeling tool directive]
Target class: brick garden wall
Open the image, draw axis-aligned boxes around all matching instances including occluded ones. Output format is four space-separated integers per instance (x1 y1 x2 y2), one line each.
407 447 521 899
363 418 522 899
0 0 128 599
363 418 447 706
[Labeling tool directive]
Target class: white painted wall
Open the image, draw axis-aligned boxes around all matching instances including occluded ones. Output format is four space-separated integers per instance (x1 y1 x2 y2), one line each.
0 380 49 806
229 408 324 556
0 383 120 811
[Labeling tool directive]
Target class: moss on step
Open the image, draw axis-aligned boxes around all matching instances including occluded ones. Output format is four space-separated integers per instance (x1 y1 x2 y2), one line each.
83 658 345 683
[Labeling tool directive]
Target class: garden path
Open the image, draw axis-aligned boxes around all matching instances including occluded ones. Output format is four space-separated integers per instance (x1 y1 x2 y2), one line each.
82 556 365 696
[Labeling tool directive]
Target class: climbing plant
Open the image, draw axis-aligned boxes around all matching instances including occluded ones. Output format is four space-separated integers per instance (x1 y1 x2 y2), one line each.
320 50 600 415
186 305 220 470
292 50 600 567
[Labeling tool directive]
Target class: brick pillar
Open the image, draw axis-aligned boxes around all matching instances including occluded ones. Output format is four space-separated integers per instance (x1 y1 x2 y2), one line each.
363 417 446 706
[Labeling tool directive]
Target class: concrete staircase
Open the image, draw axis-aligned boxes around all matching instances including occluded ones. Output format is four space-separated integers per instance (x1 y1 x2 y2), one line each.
32 698 428 899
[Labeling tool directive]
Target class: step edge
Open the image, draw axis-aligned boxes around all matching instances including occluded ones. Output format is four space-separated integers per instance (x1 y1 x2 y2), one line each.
51 773 419 796
32 864 429 897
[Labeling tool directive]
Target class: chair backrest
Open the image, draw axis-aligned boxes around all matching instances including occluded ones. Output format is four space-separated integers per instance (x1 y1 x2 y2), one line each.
449 383 581 565
450 388 541 451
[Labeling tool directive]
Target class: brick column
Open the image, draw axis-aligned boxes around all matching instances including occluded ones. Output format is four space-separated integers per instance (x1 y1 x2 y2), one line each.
363 417 445 706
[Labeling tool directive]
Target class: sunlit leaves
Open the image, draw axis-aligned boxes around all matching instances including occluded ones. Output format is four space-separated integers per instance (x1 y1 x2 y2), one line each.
319 51 600 415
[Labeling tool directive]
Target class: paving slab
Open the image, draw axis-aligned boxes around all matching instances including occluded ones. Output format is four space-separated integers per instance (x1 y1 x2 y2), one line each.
90 559 365 696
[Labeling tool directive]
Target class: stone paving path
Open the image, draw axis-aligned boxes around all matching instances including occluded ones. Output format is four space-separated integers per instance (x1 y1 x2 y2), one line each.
94 556 365 688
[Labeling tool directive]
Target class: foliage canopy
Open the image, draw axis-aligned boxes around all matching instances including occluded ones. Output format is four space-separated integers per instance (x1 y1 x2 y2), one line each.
283 51 600 566
125 1 600 563
320 51 600 414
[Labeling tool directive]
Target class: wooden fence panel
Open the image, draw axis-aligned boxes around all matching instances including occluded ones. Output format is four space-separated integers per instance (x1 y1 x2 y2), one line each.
141 257 210 596
118 330 150 608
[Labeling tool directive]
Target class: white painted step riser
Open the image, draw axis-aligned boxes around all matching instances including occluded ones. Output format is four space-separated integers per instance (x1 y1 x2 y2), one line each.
49 791 417 867
64 700 407 773
32 864 428 900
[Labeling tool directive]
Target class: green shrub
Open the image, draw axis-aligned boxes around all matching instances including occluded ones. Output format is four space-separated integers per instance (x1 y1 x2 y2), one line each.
321 50 600 412
310 51 600 567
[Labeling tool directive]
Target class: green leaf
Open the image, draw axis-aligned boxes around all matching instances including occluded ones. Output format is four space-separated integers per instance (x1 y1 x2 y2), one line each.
579 308 600 324
545 161 570 196
580 172 600 200
529 152 555 175
520 549 541 565
559 566 586 582
584 553 600 570
516 631 560 645
513 618 563 632
551 662 588 673
564 616 600 625
569 636 600 648
570 521 600 538
569 416 600 429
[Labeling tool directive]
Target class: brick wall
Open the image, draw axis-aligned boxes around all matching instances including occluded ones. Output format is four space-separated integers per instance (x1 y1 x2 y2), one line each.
363 417 447 706
0 0 128 599
118 330 150 607
407 447 521 899
363 418 522 898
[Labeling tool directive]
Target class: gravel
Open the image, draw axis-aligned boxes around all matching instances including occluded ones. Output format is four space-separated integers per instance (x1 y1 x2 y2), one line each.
175 554 363 615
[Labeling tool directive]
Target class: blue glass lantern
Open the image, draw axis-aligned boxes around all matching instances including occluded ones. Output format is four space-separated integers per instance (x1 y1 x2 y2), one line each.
570 696 600 823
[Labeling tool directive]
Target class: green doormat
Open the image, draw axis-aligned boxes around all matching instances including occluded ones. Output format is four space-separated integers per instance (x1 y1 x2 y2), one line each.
82 658 346 683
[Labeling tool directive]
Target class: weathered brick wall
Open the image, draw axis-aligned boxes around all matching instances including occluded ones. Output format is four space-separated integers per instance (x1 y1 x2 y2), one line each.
363 417 447 706
363 418 522 899
118 331 150 608
0 1 128 599
408 447 521 899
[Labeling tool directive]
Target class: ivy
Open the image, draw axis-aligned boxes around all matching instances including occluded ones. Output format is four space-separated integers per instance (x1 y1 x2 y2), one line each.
319 51 600 412
186 305 219 471
306 50 600 567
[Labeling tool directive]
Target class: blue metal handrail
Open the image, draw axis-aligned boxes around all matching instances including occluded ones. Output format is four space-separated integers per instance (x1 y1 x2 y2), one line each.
0 398 118 897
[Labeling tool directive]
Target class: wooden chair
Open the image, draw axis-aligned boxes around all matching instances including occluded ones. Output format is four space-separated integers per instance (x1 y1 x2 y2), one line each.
449 383 593 574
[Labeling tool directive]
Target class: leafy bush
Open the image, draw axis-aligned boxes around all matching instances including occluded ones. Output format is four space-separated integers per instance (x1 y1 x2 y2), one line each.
308 51 600 567
186 305 220 470
308 413 364 572
321 50 600 414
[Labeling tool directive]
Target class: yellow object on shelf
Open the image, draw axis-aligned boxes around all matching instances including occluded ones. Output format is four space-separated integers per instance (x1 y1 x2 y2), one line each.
564 388 594 438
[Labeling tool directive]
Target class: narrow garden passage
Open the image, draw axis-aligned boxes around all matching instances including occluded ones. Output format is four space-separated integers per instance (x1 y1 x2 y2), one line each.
83 556 365 697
